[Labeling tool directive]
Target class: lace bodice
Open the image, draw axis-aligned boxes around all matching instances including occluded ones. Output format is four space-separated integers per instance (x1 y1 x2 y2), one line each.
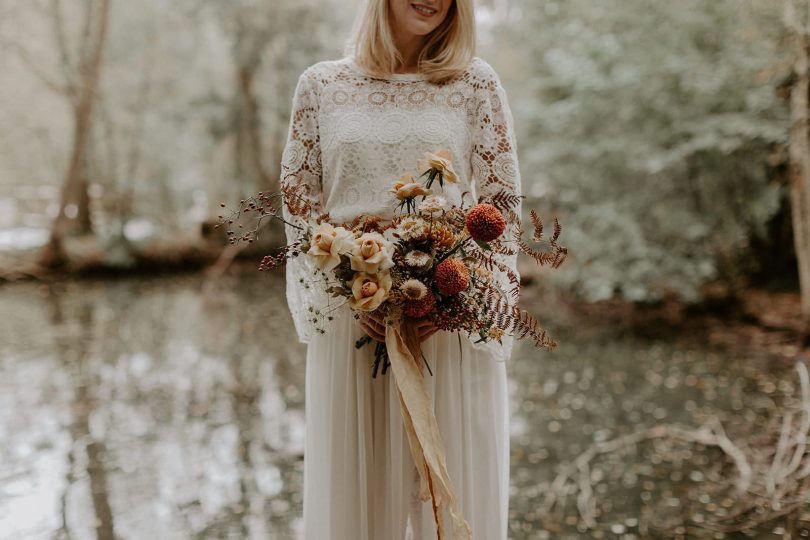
280 54 523 361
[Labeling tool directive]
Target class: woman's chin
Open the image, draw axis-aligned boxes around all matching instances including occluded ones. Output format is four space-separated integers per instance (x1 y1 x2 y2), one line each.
404 21 438 36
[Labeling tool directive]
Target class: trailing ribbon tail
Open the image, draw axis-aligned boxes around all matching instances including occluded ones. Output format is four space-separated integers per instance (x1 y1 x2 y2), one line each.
385 321 472 540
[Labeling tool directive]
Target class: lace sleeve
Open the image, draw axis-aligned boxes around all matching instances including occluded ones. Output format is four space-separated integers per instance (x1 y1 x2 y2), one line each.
468 62 523 361
280 66 326 344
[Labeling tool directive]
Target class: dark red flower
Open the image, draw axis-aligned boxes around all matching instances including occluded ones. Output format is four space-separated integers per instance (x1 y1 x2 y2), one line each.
434 259 470 295
466 204 506 242
404 289 436 318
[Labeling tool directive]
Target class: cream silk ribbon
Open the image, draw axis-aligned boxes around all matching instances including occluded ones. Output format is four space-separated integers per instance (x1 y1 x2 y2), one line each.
385 321 472 540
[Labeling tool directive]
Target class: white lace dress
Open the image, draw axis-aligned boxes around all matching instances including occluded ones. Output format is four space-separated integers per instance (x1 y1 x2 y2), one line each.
279 54 523 540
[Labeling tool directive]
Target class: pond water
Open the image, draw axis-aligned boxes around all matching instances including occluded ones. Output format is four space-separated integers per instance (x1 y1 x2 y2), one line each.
0 270 804 539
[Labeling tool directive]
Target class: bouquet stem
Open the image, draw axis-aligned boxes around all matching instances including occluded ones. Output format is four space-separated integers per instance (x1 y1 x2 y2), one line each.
435 234 471 265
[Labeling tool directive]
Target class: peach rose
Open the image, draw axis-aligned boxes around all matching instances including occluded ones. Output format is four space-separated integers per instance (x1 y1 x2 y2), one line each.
306 222 355 272
350 232 394 274
348 272 392 312
390 173 431 200
418 148 458 183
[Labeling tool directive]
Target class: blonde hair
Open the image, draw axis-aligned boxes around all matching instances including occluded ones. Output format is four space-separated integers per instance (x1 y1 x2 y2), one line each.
344 0 475 85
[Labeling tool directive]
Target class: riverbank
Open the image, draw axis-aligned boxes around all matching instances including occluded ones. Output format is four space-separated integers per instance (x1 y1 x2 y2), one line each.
2 240 807 364
0 238 221 281
549 284 806 365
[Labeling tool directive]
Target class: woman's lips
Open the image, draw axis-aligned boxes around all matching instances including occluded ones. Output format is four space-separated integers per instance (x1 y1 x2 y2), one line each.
411 3 438 17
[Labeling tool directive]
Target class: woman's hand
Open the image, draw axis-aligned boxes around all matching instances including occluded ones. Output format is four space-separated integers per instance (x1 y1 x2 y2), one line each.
358 311 387 343
413 318 439 343
358 312 440 343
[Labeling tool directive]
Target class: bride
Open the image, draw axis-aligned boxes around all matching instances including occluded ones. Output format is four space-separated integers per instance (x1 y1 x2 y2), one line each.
279 0 523 538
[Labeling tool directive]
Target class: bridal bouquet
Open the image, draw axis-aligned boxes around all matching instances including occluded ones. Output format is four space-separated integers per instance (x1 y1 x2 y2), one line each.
222 147 567 375
219 147 567 540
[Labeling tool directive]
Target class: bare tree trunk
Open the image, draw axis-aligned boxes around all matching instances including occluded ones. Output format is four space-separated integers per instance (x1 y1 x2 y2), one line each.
204 8 281 279
235 63 272 191
786 0 810 324
40 0 112 268
208 58 281 278
77 157 93 233
230 8 275 196
93 27 156 265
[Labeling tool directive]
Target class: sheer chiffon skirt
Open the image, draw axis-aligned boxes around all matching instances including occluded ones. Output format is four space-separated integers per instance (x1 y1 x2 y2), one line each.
302 304 509 540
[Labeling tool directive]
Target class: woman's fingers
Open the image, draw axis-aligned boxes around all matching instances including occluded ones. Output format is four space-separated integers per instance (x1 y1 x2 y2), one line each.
359 314 438 343
363 314 385 333
419 326 439 340
367 310 386 326
359 320 385 343
359 313 387 342
415 318 439 342
413 318 437 331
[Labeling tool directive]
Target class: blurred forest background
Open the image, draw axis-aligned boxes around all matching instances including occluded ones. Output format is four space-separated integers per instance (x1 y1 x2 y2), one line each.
3 0 810 538
0 0 792 303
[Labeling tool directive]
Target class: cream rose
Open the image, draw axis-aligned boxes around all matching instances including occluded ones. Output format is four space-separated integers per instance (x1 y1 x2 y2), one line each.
350 232 394 274
348 272 392 312
306 222 355 272
418 148 458 183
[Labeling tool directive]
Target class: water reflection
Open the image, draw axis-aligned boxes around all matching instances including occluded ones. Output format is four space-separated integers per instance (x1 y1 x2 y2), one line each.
1 274 305 539
0 271 803 538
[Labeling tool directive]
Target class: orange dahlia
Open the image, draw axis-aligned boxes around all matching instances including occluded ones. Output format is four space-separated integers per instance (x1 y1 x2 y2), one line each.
404 289 436 318
434 258 470 295
466 204 506 242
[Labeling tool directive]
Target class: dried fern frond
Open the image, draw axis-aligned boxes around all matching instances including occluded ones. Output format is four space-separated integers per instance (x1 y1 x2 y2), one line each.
516 211 568 269
341 214 387 232
485 292 557 349
470 250 521 301
487 189 524 214
490 240 517 257
280 181 314 218
343 214 365 230
530 210 544 241
358 215 387 233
